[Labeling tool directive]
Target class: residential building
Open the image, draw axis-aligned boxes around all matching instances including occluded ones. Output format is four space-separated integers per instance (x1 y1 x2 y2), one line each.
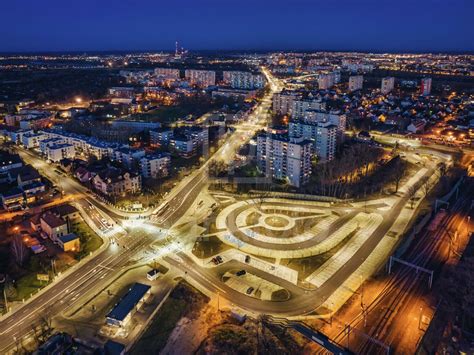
40 212 68 242
21 132 47 149
113 148 146 169
318 72 335 90
150 128 174 147
0 152 22 172
1 187 25 210
272 91 302 115
92 167 141 196
58 233 80 252
348 75 364 92
304 110 346 138
139 153 171 178
223 71 265 89
39 137 65 154
169 134 195 158
256 133 312 187
108 87 136 98
289 120 337 161
154 67 180 78
16 165 42 187
381 77 395 94
420 78 432 96
291 99 325 119
46 143 76 162
184 69 216 87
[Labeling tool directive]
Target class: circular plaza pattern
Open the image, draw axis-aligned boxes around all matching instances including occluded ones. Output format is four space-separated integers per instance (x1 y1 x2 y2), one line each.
214 198 383 259
260 214 293 230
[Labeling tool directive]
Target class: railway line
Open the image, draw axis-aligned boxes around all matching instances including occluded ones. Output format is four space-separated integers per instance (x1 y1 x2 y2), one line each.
319 179 474 354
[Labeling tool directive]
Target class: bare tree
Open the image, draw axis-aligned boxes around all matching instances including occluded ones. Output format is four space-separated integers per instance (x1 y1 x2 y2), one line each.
393 159 407 193
421 176 431 196
10 234 29 266
406 185 417 209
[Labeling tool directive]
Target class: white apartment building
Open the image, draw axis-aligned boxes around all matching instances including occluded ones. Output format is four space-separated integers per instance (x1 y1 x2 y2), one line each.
289 120 337 162
139 154 171 178
22 133 47 149
223 71 265 89
381 77 395 94
304 110 346 138
39 137 65 155
154 67 180 78
257 134 312 188
272 92 303 115
113 148 146 169
185 69 216 87
291 99 326 120
348 75 364 92
46 143 76 162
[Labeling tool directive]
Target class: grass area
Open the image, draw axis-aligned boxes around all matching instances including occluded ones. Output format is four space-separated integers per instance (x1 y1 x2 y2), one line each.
192 236 231 259
71 219 103 255
13 272 46 301
131 281 209 354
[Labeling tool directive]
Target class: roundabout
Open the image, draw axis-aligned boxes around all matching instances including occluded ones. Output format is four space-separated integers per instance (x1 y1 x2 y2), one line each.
214 198 384 259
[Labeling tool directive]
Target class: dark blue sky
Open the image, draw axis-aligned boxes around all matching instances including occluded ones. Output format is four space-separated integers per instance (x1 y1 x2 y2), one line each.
2 0 473 53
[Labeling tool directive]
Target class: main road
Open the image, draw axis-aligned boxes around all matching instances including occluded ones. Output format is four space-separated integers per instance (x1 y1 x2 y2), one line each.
0 68 282 352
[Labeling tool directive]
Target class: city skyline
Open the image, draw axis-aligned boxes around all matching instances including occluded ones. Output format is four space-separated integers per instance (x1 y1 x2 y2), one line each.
1 0 473 53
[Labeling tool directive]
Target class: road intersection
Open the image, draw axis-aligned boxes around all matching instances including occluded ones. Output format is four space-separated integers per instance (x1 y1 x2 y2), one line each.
0 70 449 352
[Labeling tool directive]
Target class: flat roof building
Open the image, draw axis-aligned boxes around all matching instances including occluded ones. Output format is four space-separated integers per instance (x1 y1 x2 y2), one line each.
106 283 151 328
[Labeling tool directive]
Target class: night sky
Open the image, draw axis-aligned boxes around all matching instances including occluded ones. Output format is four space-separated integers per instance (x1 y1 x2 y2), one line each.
2 0 473 53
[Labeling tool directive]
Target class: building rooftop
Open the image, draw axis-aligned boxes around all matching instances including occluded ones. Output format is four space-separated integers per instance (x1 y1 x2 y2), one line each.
58 233 79 244
41 212 66 229
106 283 151 322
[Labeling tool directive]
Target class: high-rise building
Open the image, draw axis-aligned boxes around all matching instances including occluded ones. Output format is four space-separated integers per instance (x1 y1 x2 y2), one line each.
272 91 303 115
185 69 216 87
139 153 171 178
420 78 432 96
289 120 337 162
348 75 364 92
154 68 180 78
381 77 395 94
223 71 265 89
304 110 346 139
291 99 326 120
318 72 336 90
256 134 312 187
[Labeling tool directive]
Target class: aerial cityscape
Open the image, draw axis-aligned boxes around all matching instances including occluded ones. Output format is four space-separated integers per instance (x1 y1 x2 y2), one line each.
0 1 473 354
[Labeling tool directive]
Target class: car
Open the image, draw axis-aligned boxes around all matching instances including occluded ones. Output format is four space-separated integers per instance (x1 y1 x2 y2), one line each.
236 270 246 276
245 255 251 263
216 256 223 264
211 257 218 265
246 287 254 295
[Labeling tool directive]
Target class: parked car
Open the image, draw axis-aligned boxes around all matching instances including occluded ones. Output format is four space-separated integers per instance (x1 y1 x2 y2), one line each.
246 287 254 295
245 255 251 263
236 270 246 276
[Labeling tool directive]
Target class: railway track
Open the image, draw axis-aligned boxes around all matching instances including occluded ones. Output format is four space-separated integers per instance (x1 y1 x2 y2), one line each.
319 180 473 354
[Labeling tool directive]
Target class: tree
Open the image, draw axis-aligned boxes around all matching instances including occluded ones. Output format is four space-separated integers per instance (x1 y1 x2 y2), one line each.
10 234 29 267
406 185 417 209
421 176 431 196
393 159 407 193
